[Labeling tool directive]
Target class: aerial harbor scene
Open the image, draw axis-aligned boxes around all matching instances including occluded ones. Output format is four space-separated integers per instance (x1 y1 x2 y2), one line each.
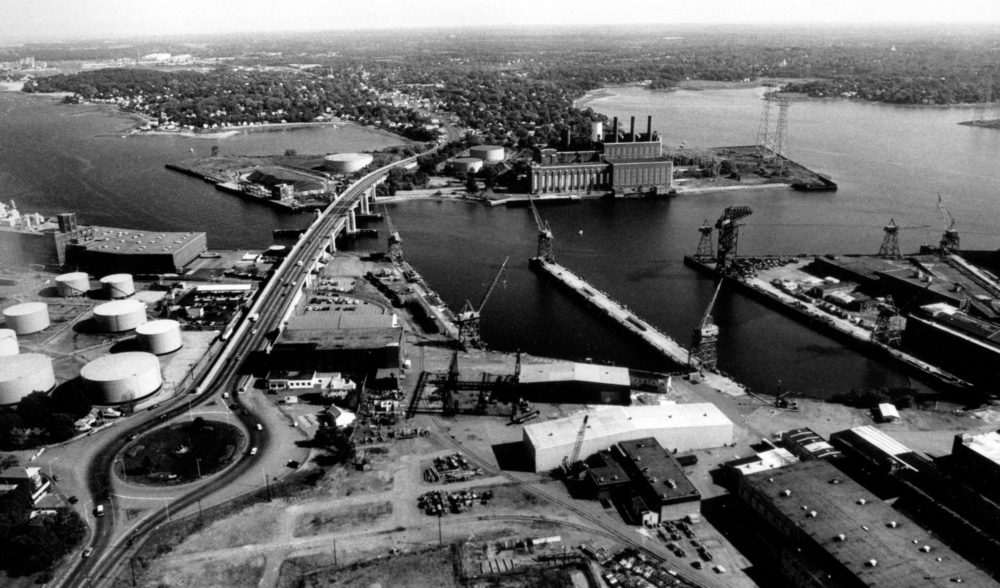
2 1 1000 587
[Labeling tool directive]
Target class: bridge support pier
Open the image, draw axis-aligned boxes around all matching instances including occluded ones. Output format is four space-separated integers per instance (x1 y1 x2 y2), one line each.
360 187 372 215
347 208 357 234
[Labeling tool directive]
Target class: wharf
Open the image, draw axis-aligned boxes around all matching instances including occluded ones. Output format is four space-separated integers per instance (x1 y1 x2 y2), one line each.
486 194 586 207
530 257 746 397
682 255 974 394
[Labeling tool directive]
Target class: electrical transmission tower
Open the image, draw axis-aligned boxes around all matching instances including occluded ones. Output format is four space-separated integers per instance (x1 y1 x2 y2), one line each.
878 219 902 259
771 96 792 167
694 221 714 260
755 92 774 157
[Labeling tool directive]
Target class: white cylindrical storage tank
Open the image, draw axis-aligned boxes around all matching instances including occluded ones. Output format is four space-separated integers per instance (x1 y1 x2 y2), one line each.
0 353 56 406
136 319 182 355
3 302 50 335
93 299 147 332
0 329 18 356
55 272 91 297
452 157 483 174
469 145 504 163
591 121 604 142
323 152 374 174
100 273 135 299
80 352 162 405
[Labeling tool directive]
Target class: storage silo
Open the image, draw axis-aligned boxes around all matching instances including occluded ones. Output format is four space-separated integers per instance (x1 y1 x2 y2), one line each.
100 273 135 299
469 145 504 163
3 302 50 335
0 353 56 406
136 320 182 355
0 329 18 356
55 272 91 297
80 352 162 405
93 299 147 332
323 153 374 174
452 157 484 174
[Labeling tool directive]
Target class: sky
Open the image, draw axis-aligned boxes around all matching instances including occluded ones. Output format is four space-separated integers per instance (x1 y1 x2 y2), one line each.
4 0 1000 43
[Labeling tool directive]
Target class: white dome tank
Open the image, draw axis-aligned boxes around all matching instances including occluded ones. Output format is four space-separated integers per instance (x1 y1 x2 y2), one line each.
469 145 504 163
93 299 147 332
100 273 135 298
3 302 50 335
80 352 162 405
0 329 18 356
323 152 374 174
452 157 483 174
136 319 182 355
55 272 91 297
0 353 56 406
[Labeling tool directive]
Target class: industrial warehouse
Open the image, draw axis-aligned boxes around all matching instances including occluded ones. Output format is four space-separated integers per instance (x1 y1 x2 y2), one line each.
529 116 673 196
523 403 734 472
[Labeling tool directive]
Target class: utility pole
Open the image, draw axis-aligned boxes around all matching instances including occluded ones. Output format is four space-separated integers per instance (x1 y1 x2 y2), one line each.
264 472 272 501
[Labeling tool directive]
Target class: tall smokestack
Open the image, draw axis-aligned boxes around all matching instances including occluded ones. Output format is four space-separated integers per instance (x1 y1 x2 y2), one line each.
630 116 636 142
646 116 653 141
612 117 619 143
564 128 571 148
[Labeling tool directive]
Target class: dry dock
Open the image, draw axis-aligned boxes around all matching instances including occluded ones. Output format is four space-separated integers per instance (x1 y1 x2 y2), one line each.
530 258 746 397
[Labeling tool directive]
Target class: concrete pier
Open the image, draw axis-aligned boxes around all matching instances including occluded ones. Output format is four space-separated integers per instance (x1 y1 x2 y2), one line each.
531 258 746 396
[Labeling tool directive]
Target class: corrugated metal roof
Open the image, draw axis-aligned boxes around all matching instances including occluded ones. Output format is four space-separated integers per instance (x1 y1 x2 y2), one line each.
519 362 630 387
849 425 911 456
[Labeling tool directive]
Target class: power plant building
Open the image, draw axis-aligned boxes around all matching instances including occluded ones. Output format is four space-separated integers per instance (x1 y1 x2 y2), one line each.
518 362 631 405
523 404 734 472
737 460 993 588
0 353 56 406
80 352 162 405
3 302 50 335
530 116 673 196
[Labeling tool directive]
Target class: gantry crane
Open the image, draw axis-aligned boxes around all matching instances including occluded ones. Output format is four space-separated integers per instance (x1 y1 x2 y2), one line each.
715 206 753 273
456 256 509 349
383 206 404 264
442 350 460 416
937 193 960 255
562 414 589 476
877 219 931 259
691 278 724 372
872 278 934 346
694 220 714 260
527 193 554 263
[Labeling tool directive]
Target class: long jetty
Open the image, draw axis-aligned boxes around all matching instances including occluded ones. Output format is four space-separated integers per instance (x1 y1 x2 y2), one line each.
530 258 746 396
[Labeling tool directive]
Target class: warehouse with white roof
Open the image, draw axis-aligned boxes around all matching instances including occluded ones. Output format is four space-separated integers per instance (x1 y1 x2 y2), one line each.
523 403 734 472
518 362 631 405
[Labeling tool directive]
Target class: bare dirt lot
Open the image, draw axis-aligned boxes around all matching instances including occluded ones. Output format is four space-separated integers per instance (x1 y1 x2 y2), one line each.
294 501 394 537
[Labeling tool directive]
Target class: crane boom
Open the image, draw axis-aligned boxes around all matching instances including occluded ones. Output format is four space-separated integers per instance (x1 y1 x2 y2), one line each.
527 193 554 262
477 256 509 312
699 278 724 329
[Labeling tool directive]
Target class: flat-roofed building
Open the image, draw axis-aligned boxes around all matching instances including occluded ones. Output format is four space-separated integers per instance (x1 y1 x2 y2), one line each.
269 312 403 373
724 447 800 483
518 362 630 405
737 460 994 588
523 403 733 472
951 430 1000 499
780 427 843 461
830 425 921 475
614 438 700 524
583 449 631 501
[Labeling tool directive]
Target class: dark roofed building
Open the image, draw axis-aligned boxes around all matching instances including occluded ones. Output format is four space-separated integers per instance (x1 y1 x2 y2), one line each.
737 460 994 588
243 166 327 201
613 437 700 525
269 312 403 372
583 449 631 501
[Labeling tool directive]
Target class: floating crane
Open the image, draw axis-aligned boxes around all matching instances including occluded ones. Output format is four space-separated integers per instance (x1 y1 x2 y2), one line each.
937 193 960 255
877 219 931 259
383 206 404 264
691 278 724 372
456 256 509 349
527 193 554 263
715 206 753 273
562 414 589 476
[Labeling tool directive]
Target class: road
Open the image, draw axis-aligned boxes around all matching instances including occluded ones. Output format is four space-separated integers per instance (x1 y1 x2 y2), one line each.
61 153 423 588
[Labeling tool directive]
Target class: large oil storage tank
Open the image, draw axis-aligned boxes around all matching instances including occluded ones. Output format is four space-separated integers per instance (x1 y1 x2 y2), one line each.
323 152 374 174
80 352 162 405
55 272 91 297
452 157 484 174
0 353 56 406
0 329 18 356
469 145 505 163
93 299 147 332
136 319 182 355
3 302 50 335
100 273 135 299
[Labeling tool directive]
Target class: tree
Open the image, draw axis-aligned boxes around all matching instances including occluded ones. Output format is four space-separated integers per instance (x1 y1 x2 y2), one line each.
465 174 478 194
0 454 18 470
283 148 297 156
210 145 220 157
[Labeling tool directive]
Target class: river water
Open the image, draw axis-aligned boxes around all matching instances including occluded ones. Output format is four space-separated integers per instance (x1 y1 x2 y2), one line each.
3 86 999 398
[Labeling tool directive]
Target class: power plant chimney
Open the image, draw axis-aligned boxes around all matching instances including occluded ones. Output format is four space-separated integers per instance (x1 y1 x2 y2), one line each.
630 116 636 142
612 117 619 143
646 116 653 141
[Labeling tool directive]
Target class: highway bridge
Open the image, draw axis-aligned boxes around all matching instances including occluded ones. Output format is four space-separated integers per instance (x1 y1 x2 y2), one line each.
63 155 417 588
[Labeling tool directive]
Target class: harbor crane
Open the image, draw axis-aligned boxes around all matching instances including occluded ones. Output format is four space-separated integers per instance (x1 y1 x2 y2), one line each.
562 414 589 476
937 193 960 255
690 278 724 372
715 206 753 273
527 193 554 263
456 256 510 349
872 278 934 346
694 220 714 260
877 219 931 259
383 206 404 264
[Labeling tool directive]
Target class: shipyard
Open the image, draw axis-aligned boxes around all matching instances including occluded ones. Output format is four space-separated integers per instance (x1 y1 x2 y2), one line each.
2 18 1000 588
